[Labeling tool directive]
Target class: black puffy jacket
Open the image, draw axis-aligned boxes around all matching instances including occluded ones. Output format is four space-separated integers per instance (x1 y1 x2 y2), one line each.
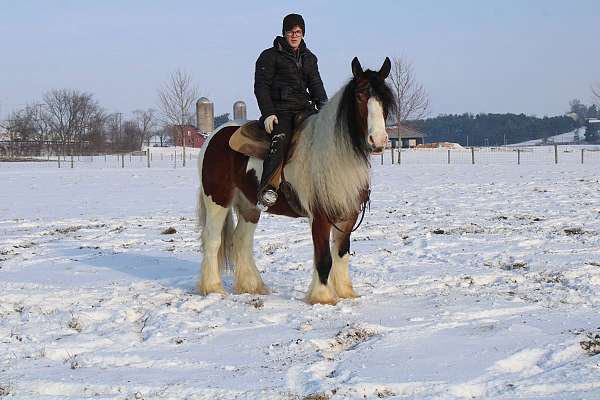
254 36 328 118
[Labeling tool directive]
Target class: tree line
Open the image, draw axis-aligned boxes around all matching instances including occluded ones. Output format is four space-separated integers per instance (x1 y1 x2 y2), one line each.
0 69 231 157
0 89 165 155
409 113 578 146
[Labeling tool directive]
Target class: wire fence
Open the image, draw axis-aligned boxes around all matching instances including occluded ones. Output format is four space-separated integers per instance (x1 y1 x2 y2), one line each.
3 144 600 170
381 145 600 165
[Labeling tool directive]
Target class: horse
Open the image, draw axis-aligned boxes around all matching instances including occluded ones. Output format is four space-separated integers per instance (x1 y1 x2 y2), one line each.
196 57 394 305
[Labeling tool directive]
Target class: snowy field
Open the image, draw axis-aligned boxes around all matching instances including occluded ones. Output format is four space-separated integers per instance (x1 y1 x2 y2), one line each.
1 154 600 399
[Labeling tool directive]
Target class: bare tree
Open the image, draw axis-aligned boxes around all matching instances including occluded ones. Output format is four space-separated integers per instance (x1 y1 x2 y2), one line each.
388 57 429 144
42 89 103 153
158 69 199 166
592 83 600 107
133 108 157 149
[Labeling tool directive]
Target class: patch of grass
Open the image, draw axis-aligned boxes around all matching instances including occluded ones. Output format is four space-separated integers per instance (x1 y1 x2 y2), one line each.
580 332 600 356
564 227 584 235
68 317 82 332
302 394 329 400
248 297 264 309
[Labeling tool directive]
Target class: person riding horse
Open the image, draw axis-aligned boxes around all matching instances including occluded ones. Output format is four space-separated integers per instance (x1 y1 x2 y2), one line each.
254 13 328 210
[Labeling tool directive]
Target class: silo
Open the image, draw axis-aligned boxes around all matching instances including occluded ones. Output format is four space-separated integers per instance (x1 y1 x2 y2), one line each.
196 97 214 134
233 100 247 121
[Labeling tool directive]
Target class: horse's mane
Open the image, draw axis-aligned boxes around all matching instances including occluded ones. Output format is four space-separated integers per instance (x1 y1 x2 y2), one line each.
291 71 395 220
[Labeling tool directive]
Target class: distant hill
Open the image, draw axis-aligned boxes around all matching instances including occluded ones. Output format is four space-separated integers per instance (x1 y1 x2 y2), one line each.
509 127 586 146
409 113 578 146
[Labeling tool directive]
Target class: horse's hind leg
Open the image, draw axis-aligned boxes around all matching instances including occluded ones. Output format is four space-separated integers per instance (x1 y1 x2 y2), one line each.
198 195 230 295
232 207 269 295
330 215 359 299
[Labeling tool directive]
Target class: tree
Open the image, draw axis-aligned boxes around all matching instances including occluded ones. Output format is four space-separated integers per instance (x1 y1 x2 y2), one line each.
42 89 103 153
214 112 230 128
585 120 600 142
132 108 157 149
158 69 199 166
105 113 124 151
568 99 588 125
388 57 429 142
592 83 600 107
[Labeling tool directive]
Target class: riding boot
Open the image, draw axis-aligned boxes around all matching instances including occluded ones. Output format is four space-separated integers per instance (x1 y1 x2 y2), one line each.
257 132 289 210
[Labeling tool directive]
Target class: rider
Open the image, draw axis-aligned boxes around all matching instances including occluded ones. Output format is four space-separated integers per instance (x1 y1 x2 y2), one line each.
254 13 328 210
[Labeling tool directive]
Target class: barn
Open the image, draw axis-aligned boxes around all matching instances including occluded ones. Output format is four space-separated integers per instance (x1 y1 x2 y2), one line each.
386 124 426 148
174 125 206 148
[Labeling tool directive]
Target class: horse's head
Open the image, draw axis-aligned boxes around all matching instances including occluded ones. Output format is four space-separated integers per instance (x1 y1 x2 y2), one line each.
336 57 395 160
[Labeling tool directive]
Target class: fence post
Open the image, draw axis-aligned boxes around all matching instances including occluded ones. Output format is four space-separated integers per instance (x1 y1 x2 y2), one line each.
447 149 451 164
581 148 584 164
104 154 107 162
471 147 475 164
381 151 384 165
391 147 395 164
70 155 74 168
517 149 521 165
554 144 558 164
121 154 125 168
58 154 61 168
147 150 150 168
397 148 401 165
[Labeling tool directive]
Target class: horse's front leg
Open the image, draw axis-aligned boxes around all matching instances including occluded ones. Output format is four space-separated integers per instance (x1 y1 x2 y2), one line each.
330 213 359 299
306 213 338 305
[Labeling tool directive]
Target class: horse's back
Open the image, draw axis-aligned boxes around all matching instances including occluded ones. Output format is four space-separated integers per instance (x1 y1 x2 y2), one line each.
201 124 250 207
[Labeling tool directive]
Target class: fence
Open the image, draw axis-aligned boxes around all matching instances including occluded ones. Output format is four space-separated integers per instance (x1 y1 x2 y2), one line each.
0 147 198 169
3 145 600 169
381 145 600 165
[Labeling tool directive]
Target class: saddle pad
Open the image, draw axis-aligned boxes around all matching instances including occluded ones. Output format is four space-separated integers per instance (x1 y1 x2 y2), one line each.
229 121 271 160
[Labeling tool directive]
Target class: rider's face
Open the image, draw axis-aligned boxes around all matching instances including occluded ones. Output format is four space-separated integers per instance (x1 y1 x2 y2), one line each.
285 26 303 50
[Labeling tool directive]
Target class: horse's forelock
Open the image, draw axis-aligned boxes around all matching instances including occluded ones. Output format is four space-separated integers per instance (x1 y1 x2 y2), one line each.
335 70 396 161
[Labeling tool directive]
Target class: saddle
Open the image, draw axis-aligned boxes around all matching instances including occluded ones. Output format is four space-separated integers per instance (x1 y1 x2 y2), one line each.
229 114 313 217
228 110 314 159
229 120 271 160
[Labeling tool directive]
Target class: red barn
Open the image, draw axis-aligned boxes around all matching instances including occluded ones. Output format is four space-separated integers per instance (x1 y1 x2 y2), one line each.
174 125 206 148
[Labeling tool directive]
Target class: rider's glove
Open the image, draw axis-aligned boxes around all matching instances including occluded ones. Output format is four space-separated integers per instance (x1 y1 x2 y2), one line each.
264 115 278 134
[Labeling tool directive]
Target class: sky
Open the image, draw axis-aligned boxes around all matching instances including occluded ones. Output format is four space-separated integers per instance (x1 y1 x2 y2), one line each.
0 0 599 121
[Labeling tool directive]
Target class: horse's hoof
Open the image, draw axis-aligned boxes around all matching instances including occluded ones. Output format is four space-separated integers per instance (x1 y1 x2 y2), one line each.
336 286 359 299
197 281 226 296
305 285 338 305
234 284 271 295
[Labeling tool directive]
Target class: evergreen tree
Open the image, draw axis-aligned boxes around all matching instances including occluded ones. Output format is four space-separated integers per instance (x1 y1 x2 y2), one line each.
214 113 230 127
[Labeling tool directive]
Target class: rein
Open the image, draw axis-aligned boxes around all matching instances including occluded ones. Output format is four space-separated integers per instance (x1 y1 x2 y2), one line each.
327 190 370 234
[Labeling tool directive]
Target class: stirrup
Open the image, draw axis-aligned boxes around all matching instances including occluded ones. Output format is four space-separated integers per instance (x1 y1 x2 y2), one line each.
257 188 278 210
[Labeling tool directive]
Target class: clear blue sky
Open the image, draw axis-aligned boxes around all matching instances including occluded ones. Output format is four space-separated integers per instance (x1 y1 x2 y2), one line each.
1 0 599 120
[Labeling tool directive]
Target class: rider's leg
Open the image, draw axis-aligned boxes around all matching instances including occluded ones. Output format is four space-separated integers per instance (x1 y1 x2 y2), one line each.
257 113 294 209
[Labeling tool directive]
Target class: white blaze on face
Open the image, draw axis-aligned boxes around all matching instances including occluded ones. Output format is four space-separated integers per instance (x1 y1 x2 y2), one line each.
366 97 388 150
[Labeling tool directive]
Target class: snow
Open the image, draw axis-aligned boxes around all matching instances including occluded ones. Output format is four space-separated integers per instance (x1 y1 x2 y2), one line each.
510 127 587 146
2 154 600 399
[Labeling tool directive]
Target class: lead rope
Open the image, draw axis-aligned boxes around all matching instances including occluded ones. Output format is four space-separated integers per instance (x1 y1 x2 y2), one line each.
328 190 371 234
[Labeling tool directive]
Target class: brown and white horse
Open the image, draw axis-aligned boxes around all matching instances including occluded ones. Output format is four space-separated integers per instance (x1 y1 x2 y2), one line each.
196 57 394 304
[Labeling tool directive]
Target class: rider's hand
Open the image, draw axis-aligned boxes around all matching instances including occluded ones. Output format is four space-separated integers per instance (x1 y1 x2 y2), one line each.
264 115 278 134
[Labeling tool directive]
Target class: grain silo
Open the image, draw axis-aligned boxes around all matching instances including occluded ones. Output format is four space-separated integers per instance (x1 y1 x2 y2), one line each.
196 97 214 134
233 100 247 121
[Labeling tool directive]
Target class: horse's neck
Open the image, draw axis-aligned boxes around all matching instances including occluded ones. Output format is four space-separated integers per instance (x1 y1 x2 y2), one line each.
288 92 370 219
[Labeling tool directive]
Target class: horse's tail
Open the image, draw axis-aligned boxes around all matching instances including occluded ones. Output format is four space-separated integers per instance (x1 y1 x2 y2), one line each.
197 179 234 273
218 208 235 273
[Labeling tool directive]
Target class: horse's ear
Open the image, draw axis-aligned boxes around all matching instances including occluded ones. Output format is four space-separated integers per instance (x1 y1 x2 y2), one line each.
351 57 363 79
379 57 391 79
